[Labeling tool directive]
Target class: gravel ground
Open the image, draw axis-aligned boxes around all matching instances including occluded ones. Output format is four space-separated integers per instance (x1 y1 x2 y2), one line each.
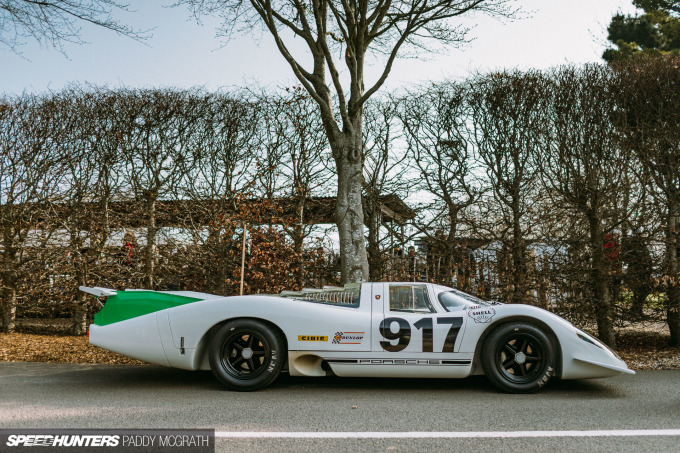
614 330 680 370
0 333 144 365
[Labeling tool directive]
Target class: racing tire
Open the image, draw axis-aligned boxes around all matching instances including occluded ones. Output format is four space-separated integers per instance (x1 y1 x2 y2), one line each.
209 319 285 391
481 322 556 394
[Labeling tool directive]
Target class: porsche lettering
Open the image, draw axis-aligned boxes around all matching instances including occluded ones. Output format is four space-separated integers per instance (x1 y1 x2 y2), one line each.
358 359 440 365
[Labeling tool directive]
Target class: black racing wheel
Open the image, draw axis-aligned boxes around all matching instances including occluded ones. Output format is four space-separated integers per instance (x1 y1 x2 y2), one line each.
481 322 556 393
209 319 285 391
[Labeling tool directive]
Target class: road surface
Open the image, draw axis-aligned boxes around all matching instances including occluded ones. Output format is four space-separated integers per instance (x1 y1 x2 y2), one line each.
0 363 678 452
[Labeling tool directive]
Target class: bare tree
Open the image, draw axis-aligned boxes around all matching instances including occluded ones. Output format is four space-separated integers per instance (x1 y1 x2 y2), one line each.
541 65 630 349
0 0 146 53
177 91 258 295
118 88 204 289
252 95 287 201
49 87 125 335
468 70 548 305
178 0 514 283
362 97 411 281
260 89 332 286
398 83 481 287
0 94 64 332
611 149 654 320
614 56 680 345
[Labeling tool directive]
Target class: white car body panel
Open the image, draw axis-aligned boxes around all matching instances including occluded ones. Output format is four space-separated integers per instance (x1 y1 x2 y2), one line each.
89 312 169 367
86 282 633 383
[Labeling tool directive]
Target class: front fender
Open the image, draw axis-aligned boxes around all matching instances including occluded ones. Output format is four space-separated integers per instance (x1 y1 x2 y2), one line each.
458 304 633 379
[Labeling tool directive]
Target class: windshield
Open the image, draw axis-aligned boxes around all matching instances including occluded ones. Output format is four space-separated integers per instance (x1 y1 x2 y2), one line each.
438 289 489 312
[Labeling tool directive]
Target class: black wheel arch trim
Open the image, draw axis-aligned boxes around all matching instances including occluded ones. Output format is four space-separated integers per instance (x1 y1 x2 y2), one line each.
471 316 562 379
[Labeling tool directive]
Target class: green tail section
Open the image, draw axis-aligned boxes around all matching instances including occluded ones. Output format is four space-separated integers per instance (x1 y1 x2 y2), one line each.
93 291 201 326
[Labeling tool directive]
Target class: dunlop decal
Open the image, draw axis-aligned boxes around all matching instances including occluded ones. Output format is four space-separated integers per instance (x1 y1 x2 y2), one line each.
332 332 365 344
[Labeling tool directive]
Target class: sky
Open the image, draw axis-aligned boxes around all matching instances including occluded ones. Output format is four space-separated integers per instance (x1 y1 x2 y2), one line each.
2 0 639 96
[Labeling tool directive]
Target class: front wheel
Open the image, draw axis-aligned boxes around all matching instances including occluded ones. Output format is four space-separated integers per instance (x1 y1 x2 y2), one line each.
209 319 285 391
481 322 556 393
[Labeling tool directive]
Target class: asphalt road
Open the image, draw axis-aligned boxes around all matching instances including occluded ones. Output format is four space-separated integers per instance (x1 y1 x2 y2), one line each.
0 363 678 452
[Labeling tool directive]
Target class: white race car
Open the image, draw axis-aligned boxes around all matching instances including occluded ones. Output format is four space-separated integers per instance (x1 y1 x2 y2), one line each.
81 282 633 393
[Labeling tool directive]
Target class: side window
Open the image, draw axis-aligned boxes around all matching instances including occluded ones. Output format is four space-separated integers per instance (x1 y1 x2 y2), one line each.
389 285 435 313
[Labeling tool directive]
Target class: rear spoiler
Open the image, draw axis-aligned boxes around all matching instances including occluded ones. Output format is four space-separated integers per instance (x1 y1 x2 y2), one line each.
79 286 117 298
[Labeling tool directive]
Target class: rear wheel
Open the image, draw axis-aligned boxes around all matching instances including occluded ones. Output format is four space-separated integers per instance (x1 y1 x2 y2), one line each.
481 322 556 393
209 319 285 391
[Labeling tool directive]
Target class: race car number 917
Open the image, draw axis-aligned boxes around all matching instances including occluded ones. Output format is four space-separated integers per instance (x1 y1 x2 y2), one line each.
379 317 463 353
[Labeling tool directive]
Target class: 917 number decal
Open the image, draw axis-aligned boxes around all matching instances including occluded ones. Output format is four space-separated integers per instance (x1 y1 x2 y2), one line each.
379 317 463 353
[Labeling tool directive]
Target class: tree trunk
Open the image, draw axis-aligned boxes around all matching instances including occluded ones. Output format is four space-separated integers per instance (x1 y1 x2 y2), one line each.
511 198 527 305
447 219 457 289
72 264 89 336
589 215 617 349
72 292 89 336
666 200 679 346
1 283 17 333
366 201 383 281
1 223 18 333
333 133 369 284
629 289 648 319
144 196 157 289
217 235 228 295
292 223 305 288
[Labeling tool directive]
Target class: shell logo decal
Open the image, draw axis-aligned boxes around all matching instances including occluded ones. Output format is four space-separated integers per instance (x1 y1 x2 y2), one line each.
467 307 496 323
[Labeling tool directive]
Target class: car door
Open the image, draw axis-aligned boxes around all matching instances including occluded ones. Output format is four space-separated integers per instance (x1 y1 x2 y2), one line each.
332 282 471 378
373 283 469 358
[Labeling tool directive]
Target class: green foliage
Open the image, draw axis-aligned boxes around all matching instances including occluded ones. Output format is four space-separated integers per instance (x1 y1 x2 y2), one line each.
633 0 680 16
645 292 669 310
603 2 680 62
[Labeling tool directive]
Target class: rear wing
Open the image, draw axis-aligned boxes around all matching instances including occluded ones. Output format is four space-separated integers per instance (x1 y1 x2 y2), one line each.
79 286 117 298
81 286 217 327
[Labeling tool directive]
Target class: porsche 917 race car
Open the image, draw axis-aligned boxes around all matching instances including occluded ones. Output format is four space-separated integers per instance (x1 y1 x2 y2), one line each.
81 282 633 393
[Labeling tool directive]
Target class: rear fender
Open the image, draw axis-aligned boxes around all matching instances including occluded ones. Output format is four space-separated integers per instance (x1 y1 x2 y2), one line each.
191 317 289 371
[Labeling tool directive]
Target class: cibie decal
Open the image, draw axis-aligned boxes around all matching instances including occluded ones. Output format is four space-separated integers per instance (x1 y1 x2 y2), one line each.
298 335 328 342
467 307 496 323
333 332 365 344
